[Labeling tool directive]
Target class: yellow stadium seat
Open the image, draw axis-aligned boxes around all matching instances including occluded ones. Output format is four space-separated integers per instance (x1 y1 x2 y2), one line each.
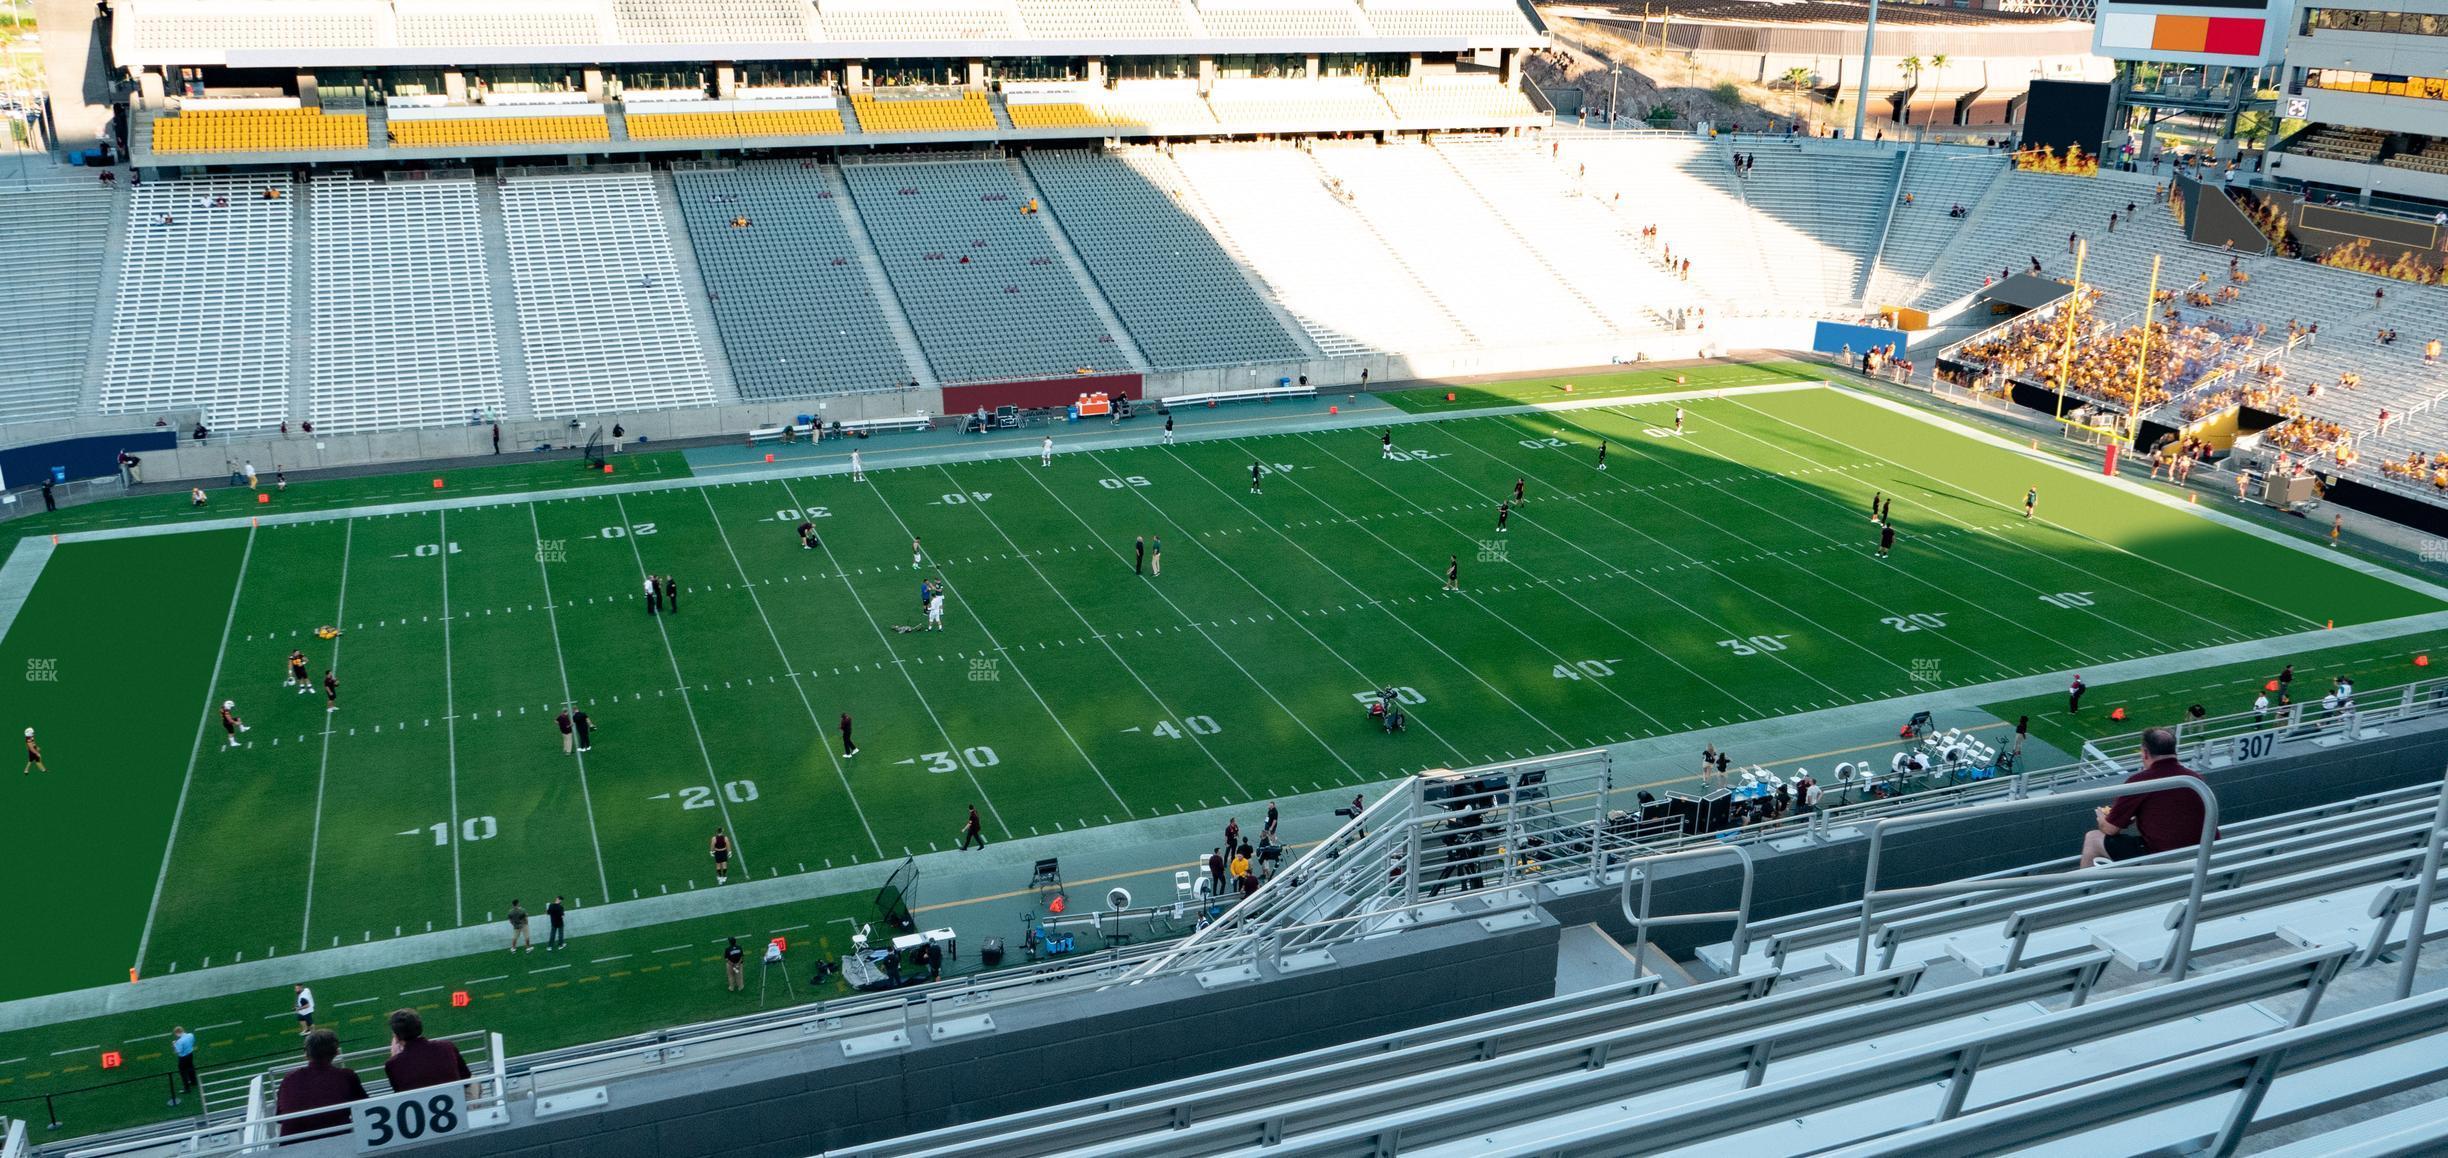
152 108 370 154
389 115 611 148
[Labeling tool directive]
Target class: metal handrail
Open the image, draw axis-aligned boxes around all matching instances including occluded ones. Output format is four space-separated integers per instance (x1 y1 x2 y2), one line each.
1617 843 1755 981
2397 763 2448 1000
1852 771 2220 978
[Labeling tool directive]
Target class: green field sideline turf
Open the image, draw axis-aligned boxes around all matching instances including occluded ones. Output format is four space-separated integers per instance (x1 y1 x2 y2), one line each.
1377 360 1826 413
0 384 2436 1007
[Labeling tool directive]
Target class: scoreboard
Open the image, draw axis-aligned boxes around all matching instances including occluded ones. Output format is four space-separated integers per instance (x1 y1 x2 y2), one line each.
2094 0 2286 67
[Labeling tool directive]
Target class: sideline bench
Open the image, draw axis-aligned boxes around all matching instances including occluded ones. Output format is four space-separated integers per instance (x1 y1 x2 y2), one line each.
747 414 931 445
1161 384 1317 410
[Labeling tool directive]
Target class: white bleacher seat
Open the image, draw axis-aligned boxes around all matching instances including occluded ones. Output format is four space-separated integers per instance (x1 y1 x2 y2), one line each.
1022 149 1307 369
1736 144 1893 308
815 0 1021 39
100 174 296 430
1015 0 1194 38
1377 76 1538 123
1434 137 1689 333
308 176 506 433
395 2 606 46
498 172 717 418
839 157 1132 384
1867 152 2006 306
1310 141 1614 343
1192 0 1362 36
128 7 381 54
673 161 924 399
0 189 111 424
1166 144 1463 356
611 0 818 42
1205 78 1396 131
1358 0 1538 38
1563 136 1791 314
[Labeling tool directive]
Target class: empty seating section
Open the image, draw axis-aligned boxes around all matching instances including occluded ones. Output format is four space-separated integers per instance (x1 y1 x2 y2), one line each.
1192 1 1362 35
1376 77 1537 122
1015 0 1194 37
815 1 1021 39
1023 150 1308 368
389 114 612 148
1566 136 1785 311
1737 144 1893 308
1432 137 1686 332
130 12 379 53
101 175 295 430
1206 79 1395 130
395 10 606 46
2387 138 2448 174
611 0 816 41
307 177 505 432
1005 101 1109 129
152 108 369 154
848 91 996 134
1003 86 1218 130
626 107 846 139
1359 0 1538 37
2291 124 2387 163
1913 169 2188 310
0 190 110 424
842 158 1132 383
1866 152 2004 305
673 162 922 398
1310 142 1609 343
498 173 717 417
1169 145 1461 355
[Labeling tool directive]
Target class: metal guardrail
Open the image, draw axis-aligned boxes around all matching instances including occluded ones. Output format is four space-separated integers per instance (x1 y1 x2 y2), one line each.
1619 844 1753 982
2397 763 2448 1000
2079 675 2448 775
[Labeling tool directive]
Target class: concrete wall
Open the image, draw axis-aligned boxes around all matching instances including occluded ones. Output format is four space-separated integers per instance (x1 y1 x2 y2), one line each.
1544 713 2448 960
385 914 1562 1158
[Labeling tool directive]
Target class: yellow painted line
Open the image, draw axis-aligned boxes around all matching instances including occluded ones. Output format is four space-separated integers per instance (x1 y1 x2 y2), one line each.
60 1065 88 1074
545 980 569 989
609 971 631 979
640 964 662 973
514 987 538 995
0 1076 14 1085
27 1071 51 1080
136 1052 163 1062
483 993 505 1001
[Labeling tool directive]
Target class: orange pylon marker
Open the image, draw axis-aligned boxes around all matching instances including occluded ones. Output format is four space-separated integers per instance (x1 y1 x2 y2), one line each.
129 968 140 984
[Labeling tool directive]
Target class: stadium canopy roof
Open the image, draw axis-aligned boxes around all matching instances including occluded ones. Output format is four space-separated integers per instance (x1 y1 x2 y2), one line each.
109 0 1548 69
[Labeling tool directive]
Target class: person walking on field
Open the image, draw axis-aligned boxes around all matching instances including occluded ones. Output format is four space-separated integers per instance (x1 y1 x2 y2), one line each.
839 712 858 758
322 669 338 712
572 709 593 753
849 449 864 483
1597 441 1609 471
556 709 574 755
710 828 733 883
2068 674 2088 714
1250 459 1263 494
2024 485 2039 520
643 574 660 615
1134 535 1145 576
1041 435 1053 467
1444 554 1460 592
507 899 531 952
911 536 924 571
725 937 746 991
1151 535 1162 577
221 700 251 750
545 896 566 950
1496 500 1511 533
23 727 45 775
662 575 679 613
1513 476 1525 505
1163 415 1175 445
960 805 986 851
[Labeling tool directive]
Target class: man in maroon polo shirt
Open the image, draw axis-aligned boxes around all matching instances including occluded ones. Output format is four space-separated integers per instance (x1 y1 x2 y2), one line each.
275 1029 367 1141
2079 727 2215 867
382 1009 473 1099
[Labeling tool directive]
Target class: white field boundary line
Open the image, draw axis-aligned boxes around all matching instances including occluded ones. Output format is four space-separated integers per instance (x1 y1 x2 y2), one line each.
1165 442 1579 750
132 525 258 974
779 474 1038 835
526 503 612 903
46 382 1832 543
0 535 57 644
1511 409 2062 677
611 493 749 874
299 520 356 952
693 486 885 860
43 602 2446 1030
1704 394 2299 640
1810 385 2448 607
1072 444 1481 771
438 510 464 926
932 461 1254 799
1004 454 1365 783
1287 429 1762 722
1636 404 2240 652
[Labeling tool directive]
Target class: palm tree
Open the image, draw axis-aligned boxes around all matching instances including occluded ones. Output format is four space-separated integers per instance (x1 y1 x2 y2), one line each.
1928 54 1950 126
1781 66 1813 92
1900 55 1923 127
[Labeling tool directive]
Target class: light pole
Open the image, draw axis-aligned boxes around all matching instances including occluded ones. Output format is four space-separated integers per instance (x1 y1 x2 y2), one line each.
1851 0 1882 141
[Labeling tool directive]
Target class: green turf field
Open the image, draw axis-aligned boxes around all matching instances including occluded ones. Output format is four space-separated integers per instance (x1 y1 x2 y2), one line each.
1 384 2438 1007
1379 360 1826 414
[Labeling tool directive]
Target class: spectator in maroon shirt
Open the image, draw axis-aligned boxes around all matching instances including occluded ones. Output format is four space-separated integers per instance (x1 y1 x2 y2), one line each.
275 1029 367 1142
2079 727 2215 867
382 1009 473 1099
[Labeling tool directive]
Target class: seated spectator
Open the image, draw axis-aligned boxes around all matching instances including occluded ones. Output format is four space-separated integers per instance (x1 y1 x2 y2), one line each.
2078 727 2214 868
275 1029 367 1142
383 1008 473 1097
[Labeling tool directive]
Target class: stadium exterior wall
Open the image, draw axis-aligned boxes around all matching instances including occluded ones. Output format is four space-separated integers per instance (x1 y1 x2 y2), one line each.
397 912 1563 1158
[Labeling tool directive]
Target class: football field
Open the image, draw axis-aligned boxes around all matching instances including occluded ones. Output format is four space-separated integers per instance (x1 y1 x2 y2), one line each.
3 383 2437 1001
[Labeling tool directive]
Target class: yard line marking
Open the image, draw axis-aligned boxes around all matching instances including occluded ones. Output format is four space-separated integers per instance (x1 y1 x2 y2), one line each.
1141 445 1533 760
942 462 1249 798
695 487 883 859
49 1046 98 1056
400 985 445 996
0 1058 24 1066
528 963 570 973
653 944 691 954
463 975 507 985
331 998 379 1008
790 477 1061 832
135 525 258 975
591 954 631 963
614 494 748 871
1722 394 2308 633
437 510 464 926
301 519 356 953
529 506 613 904
1013 454 1366 781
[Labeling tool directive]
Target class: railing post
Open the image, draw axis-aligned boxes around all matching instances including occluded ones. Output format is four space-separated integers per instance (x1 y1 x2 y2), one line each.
1402 779 1423 908
2395 764 2448 1000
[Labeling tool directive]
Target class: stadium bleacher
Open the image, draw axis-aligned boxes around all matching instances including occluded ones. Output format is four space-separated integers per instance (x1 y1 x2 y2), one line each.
100 174 297 431
840 156 1139 384
1022 149 1312 368
1865 150 2006 306
1431 137 1688 332
497 170 719 417
150 106 369 154
673 160 927 398
307 175 508 432
0 187 112 425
